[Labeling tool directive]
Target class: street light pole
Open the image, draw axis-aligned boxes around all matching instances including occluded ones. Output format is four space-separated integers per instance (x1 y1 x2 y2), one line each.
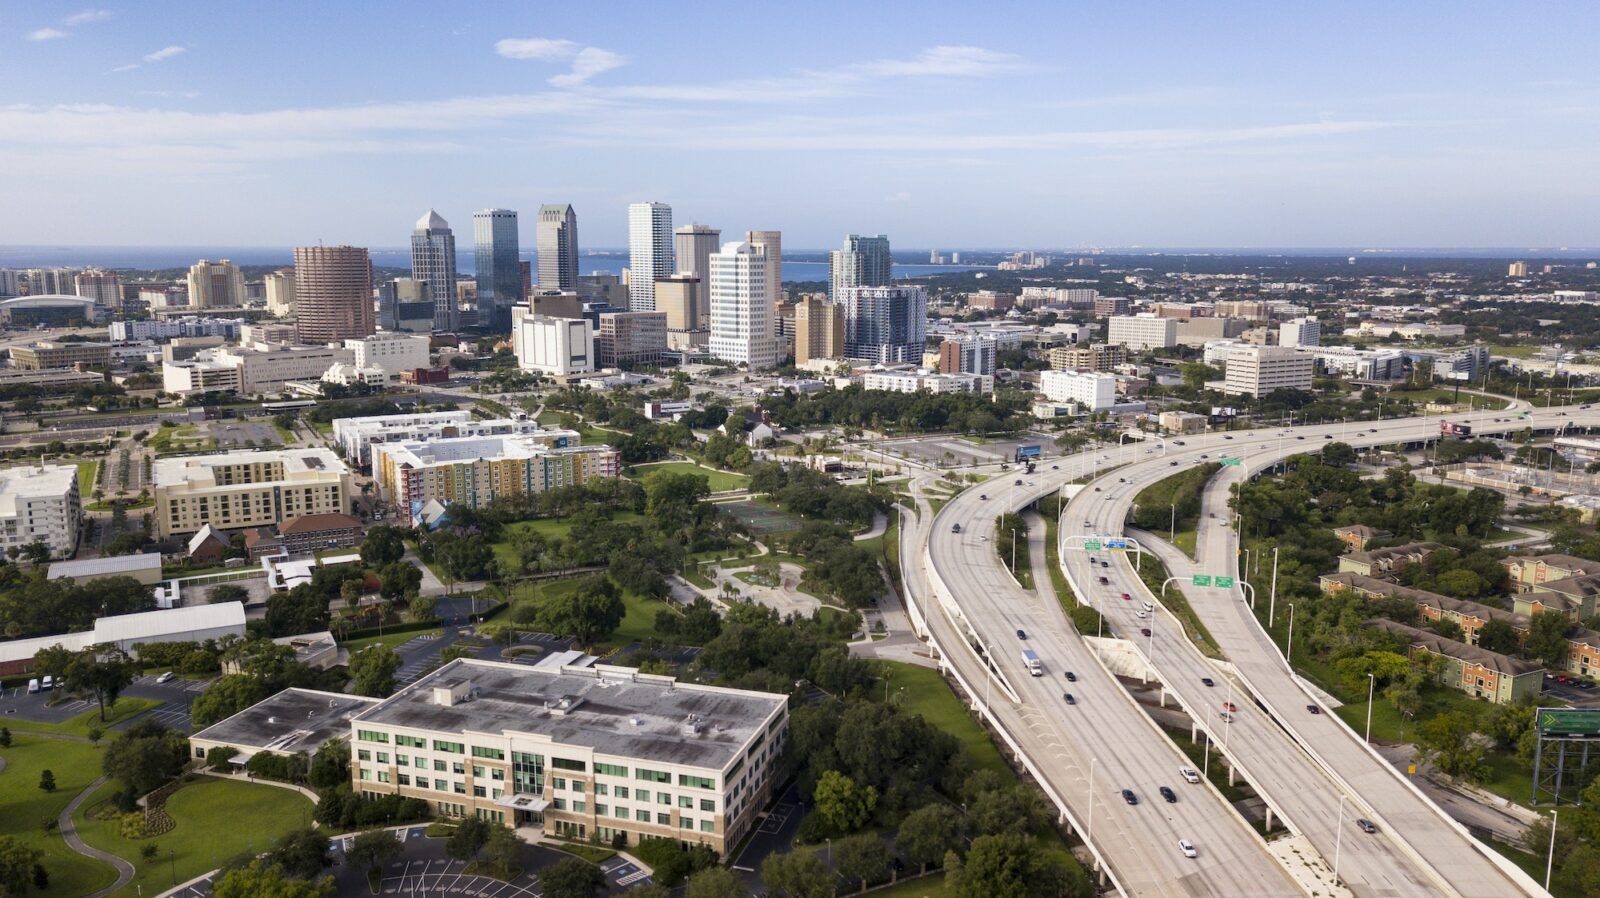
1169 503 1176 543
1286 603 1297 660
1268 546 1280 626
1334 794 1348 882
1548 809 1560 891
1365 673 1376 743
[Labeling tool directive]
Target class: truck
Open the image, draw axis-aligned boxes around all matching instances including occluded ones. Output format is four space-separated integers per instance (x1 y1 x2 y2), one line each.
1440 421 1473 437
1021 649 1043 676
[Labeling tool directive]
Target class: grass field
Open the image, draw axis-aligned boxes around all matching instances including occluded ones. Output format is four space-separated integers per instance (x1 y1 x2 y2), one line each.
1489 344 1542 359
340 627 443 654
10 697 162 738
0 734 118 898
489 511 645 571
880 662 1010 778
862 873 956 897
628 461 750 492
76 460 99 498
75 775 316 898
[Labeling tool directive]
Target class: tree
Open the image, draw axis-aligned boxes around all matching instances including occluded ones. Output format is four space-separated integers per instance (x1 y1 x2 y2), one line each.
379 561 423 601
0 836 43 897
480 824 522 878
1417 710 1490 781
897 803 965 872
955 833 1086 898
38 770 55 792
191 674 271 727
340 580 363 609
968 784 1048 838
445 816 491 862
437 535 495 586
534 576 625 647
683 866 746 898
213 860 334 898
539 857 605 898
102 720 186 795
1526 611 1574 667
409 593 438 623
360 526 407 567
1477 618 1520 655
268 828 331 879
833 833 891 891
1554 844 1600 897
1321 441 1357 467
346 829 402 875
66 648 136 720
760 850 833 898
209 584 249 604
349 644 401 698
0 727 10 748
813 770 877 834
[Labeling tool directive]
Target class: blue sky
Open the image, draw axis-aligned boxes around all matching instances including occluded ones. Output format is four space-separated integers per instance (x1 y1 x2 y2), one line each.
3 0 1598 249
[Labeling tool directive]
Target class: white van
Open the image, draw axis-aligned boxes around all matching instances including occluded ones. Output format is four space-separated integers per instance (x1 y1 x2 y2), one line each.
40 675 53 691
26 678 39 694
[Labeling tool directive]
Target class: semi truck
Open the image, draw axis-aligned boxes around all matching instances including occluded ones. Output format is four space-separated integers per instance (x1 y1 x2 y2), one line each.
1021 649 1043 676
1440 421 1473 437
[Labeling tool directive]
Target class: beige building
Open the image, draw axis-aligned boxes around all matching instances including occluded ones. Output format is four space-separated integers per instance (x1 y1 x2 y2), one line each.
1107 314 1178 350
745 230 782 306
596 312 668 367
295 246 374 343
162 343 356 396
794 296 843 365
1048 343 1126 372
653 275 700 331
264 269 296 317
348 659 787 853
153 448 350 538
186 260 246 309
0 464 81 558
1222 345 1313 397
10 341 111 370
74 269 124 308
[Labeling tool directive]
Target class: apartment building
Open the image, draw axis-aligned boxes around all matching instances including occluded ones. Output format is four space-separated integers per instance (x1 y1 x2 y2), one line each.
153 449 350 539
1502 554 1600 587
513 309 594 376
372 435 620 510
0 465 81 558
1106 315 1177 350
860 370 991 394
1094 297 1132 316
1337 542 1442 579
1515 574 1600 621
1048 343 1126 372
937 335 997 376
1366 620 1542 705
333 411 581 468
1321 573 1529 645
347 659 787 852
1221 345 1314 397
1038 370 1117 411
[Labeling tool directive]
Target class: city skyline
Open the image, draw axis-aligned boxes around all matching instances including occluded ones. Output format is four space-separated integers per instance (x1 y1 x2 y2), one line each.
6 2 1600 249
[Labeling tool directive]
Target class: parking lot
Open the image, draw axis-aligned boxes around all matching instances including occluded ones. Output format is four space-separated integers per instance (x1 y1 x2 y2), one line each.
1544 675 1600 707
211 422 280 448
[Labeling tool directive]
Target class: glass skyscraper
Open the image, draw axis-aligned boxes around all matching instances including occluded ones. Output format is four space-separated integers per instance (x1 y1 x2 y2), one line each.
410 209 458 332
840 285 927 364
473 208 520 331
828 234 892 299
536 204 579 292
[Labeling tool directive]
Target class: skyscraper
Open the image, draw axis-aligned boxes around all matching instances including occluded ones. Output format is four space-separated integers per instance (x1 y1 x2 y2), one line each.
536 204 579 291
627 202 674 312
410 210 458 331
828 234 892 298
473 209 520 331
264 269 296 317
745 230 782 308
840 285 928 364
74 270 123 308
294 246 374 344
673 223 719 324
186 259 246 309
709 241 777 369
794 296 843 366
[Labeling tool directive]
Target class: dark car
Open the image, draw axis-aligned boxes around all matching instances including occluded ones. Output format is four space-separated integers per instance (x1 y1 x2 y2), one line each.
1121 789 1138 805
1200 677 1215 687
1170 461 1179 466
1065 671 1077 682
1063 693 1076 705
1017 629 1026 639
1015 479 1023 485
1223 435 1233 440
1051 465 1059 470
1307 704 1322 714
1296 435 1305 440
1159 786 1177 803
1099 576 1109 585
1140 627 1152 637
1356 818 1377 833
1222 702 1238 712
1172 440 1186 445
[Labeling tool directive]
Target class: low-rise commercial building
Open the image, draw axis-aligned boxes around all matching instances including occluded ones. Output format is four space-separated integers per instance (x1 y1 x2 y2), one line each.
373 435 620 511
1038 370 1117 411
1157 411 1208 435
191 688 382 765
153 449 350 539
47 553 163 586
1221 345 1313 397
345 332 432 379
860 370 991 394
10 340 111 370
162 343 357 396
0 464 80 558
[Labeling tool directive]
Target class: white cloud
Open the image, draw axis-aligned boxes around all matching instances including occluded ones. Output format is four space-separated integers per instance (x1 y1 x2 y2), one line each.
143 45 186 63
27 28 70 41
110 64 140 73
495 37 625 86
844 45 1024 78
63 9 113 26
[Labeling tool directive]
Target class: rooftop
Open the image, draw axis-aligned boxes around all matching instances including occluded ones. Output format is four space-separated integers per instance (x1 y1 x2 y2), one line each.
153 448 347 488
47 553 162 580
191 688 382 757
0 464 78 515
354 659 786 771
374 434 607 468
1367 619 1542 676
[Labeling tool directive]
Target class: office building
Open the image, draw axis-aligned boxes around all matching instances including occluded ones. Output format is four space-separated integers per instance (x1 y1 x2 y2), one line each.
411 210 459 331
264 269 296 317
1222 345 1314 397
1094 296 1132 317
596 312 668 367
862 370 991 394
10 340 110 370
373 435 620 509
473 209 521 331
654 275 700 332
1020 286 1098 309
347 658 787 852
294 246 374 343
0 464 81 558
1307 346 1406 380
378 278 434 332
186 260 246 309
74 270 123 308
1213 300 1273 320
1107 315 1178 350
163 343 355 396
332 410 580 467
745 230 782 307
1039 370 1117 411
153 448 349 539
794 297 844 366
627 202 674 312
345 332 431 376
535 205 580 291
673 224 719 323
839 285 928 364
968 291 1014 312
1279 317 1321 348
1435 345 1492 381
1508 261 1529 277
938 334 997 376
513 309 594 376
828 234 892 298
708 241 777 369
140 286 187 309
1174 317 1248 347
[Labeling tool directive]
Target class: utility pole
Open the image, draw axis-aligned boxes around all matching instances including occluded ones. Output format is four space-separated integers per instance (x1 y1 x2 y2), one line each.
1268 546 1280 626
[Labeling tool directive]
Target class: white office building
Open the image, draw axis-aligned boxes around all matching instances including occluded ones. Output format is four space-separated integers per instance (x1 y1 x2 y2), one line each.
344 332 431 378
162 343 356 396
513 308 594 376
1106 315 1178 350
1222 345 1314 397
708 241 778 369
627 202 674 312
1307 346 1405 380
333 410 581 467
0 464 80 558
1279 316 1322 348
1038 370 1117 411
861 370 991 394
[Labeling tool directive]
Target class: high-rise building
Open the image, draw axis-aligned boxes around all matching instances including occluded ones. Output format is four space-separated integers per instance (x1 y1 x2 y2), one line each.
520 260 532 302
828 234 891 298
25 268 76 296
1508 261 1529 277
1107 314 1178 350
410 210 459 331
627 202 674 312
596 311 668 367
512 309 594 376
536 204 579 291
1222 345 1314 397
673 224 719 322
794 296 843 365
939 335 997 376
745 230 782 307
74 269 123 307
473 209 520 331
654 274 700 332
708 241 777 369
294 246 374 343
186 259 245 309
1039 370 1118 411
1279 316 1321 348
839 285 927 364
264 269 296 317
0 270 21 297
377 278 434 332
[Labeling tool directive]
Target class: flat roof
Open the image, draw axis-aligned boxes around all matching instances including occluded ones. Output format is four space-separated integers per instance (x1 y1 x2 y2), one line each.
354 659 785 770
153 447 347 488
48 553 163 579
191 688 382 756
0 465 76 515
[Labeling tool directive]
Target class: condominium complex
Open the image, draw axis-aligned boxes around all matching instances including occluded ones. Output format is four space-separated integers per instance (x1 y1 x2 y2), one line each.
264 269 296 317
373 434 620 510
1039 370 1117 410
348 659 787 852
839 285 928 364
1222 345 1314 397
536 205 580 291
596 312 668 367
861 370 991 394
708 241 778 369
333 410 581 467
1279 316 1322 348
153 448 350 539
1106 314 1178 350
73 270 123 307
793 297 844 366
512 309 594 376
411 210 459 331
627 202 674 312
294 245 374 343
938 334 997 376
828 234 891 299
0 464 81 558
186 260 246 309
473 209 521 330
1049 343 1126 372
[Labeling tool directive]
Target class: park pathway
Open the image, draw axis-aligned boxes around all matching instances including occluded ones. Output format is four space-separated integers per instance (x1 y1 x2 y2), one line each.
60 774 134 898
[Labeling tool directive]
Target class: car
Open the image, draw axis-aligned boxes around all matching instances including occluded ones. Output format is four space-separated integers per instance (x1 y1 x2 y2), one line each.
1141 600 1155 610
1200 453 1209 459
1200 677 1214 687
40 675 53 691
951 523 963 534
1219 711 1235 723
1100 560 1110 567
1324 434 1333 439
1121 592 1131 601
26 678 38 694
1014 479 1023 486
1297 435 1305 440
1017 629 1027 639
1135 610 1149 619
1173 440 1186 445
979 494 988 500
1179 839 1197 858
1118 477 1126 483
1121 789 1138 805
1222 702 1238 712
1065 671 1077 682
1084 521 1093 528
1140 627 1152 637
1099 576 1109 585
1369 428 1378 433
156 671 175 684
1063 692 1077 705
1159 786 1177 803
1356 818 1377 834
1170 460 1178 466
1093 486 1101 492
1179 766 1201 783
1051 465 1059 470
1224 435 1233 440
1307 704 1322 714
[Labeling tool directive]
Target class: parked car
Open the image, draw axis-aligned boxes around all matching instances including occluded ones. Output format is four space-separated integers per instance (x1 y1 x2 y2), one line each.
1099 576 1109 585
156 671 175 684
1140 628 1152 637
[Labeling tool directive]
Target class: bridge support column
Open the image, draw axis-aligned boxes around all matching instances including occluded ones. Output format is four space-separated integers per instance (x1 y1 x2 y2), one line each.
1190 722 1197 743
1227 764 1236 787
1264 807 1273 831
1158 688 1167 708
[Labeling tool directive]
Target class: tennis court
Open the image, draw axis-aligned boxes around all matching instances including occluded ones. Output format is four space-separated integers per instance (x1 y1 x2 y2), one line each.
718 500 802 534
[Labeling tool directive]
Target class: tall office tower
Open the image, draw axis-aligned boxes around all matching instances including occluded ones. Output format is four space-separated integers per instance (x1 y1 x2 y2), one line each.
378 278 435 332
673 223 720 322
745 230 782 307
708 241 777 369
536 204 579 291
294 245 374 343
654 274 700 332
186 259 245 309
410 210 459 331
264 268 296 317
520 261 532 300
839 285 928 364
472 208 520 331
1279 316 1321 348
828 234 892 298
794 296 843 365
74 269 123 307
627 202 674 311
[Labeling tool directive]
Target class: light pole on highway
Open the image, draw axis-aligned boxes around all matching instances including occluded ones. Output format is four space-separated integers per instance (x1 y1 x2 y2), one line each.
1547 809 1560 891
1365 673 1376 743
1285 602 1297 661
1088 756 1099 845
1169 502 1176 542
1333 794 1348 882
1268 546 1280 626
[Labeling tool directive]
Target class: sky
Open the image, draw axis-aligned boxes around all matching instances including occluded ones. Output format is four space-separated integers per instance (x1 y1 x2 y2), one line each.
3 0 1599 250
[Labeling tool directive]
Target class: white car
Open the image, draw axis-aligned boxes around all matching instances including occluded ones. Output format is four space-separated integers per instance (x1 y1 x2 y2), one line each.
1179 839 1198 858
1180 767 1201 784
156 671 175 684
1135 610 1149 619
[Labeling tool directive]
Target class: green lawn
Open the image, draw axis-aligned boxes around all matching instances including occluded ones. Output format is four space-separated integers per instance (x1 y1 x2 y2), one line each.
1489 344 1542 359
627 461 750 492
880 662 1010 778
76 460 99 497
864 873 957 897
75 775 316 898
0 734 119 898
10 697 162 738
1133 554 1223 660
489 511 644 571
340 627 443 654
506 576 663 651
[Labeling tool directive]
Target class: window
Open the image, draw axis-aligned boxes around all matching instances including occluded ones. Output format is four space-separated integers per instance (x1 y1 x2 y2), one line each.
636 809 650 822
472 766 484 778
635 768 670 783
491 769 504 781
553 777 567 791
454 782 466 795
678 796 693 808
679 774 715 790
572 801 586 813
656 813 670 825
657 792 671 805
359 769 371 781
615 807 630 820
396 756 408 767
554 799 567 811
700 820 715 833
415 756 427 768
376 752 389 764
595 762 628 777
397 774 411 786
434 760 447 772
471 746 505 760
571 782 584 794
551 758 587 772
452 762 465 775
357 730 389 743
596 804 609 816
474 786 486 798
615 786 630 799
396 734 427 748
700 799 715 812
595 784 608 796
357 750 371 762
680 818 693 830
434 779 448 791
432 740 465 754
377 771 391 783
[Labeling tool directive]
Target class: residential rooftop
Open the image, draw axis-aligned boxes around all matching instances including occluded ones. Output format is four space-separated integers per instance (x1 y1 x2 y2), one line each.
353 659 786 770
374 434 605 468
153 447 347 488
0 464 77 514
191 688 382 758
1367 619 1543 676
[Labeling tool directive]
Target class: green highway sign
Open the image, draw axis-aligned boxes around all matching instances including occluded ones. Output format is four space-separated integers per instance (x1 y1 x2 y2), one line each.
1215 575 1235 588
1191 575 1212 587
1220 458 1242 467
1538 709 1600 737
1084 540 1102 551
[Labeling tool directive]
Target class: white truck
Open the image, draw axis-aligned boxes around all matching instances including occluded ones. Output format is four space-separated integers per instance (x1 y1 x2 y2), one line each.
1020 649 1043 676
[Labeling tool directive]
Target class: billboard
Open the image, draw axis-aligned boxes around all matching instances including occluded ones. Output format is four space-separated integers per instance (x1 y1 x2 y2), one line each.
1015 444 1042 460
1537 708 1600 738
